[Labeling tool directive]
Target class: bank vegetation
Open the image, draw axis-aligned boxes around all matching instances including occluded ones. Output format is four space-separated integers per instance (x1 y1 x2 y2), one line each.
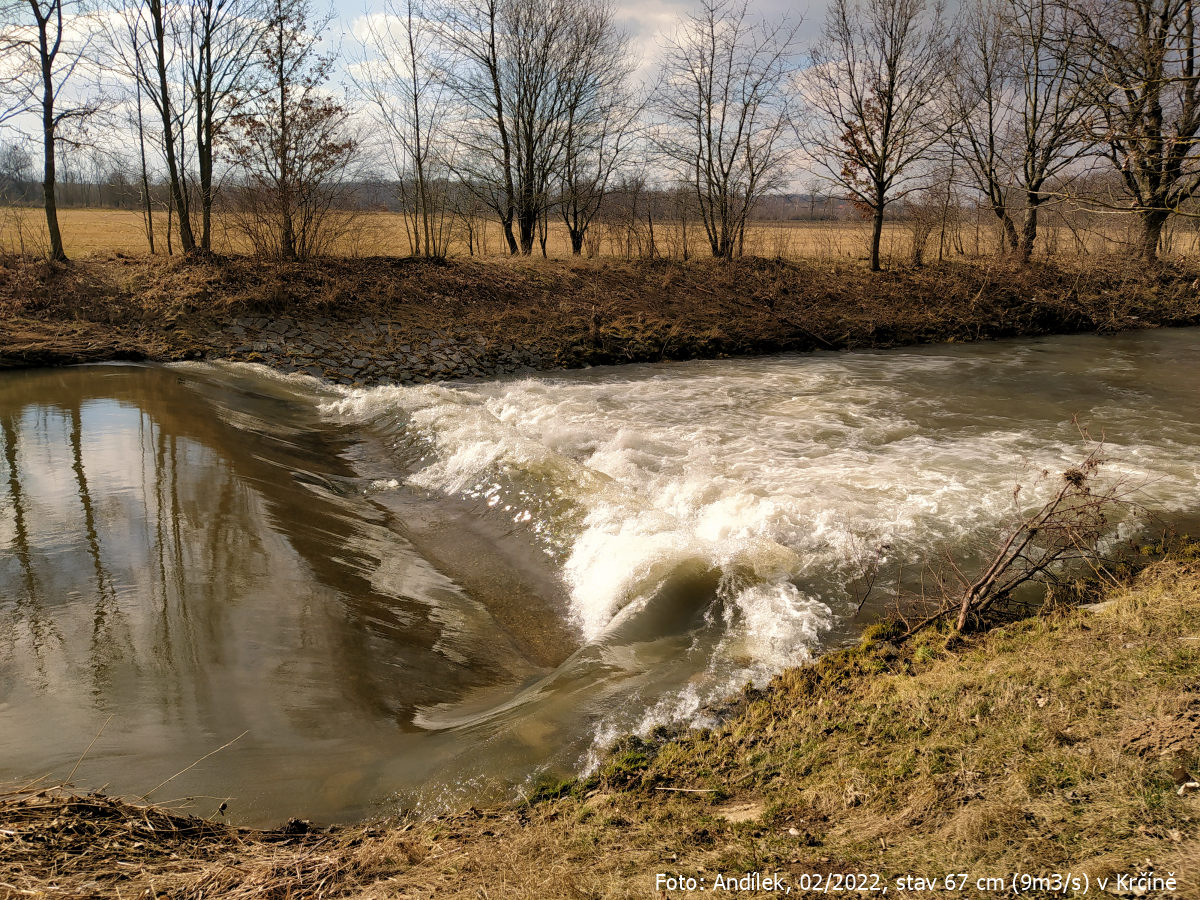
2 253 1200 376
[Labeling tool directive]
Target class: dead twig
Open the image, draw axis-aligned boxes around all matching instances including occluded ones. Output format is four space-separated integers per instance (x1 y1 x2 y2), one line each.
900 437 1144 639
139 731 249 801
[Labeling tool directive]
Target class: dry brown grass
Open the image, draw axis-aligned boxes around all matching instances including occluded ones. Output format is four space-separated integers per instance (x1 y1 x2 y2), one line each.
0 205 911 260
3 252 1200 379
5 205 1199 262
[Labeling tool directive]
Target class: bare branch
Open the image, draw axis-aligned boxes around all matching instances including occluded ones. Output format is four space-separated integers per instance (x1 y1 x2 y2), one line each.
805 0 952 270
652 0 802 259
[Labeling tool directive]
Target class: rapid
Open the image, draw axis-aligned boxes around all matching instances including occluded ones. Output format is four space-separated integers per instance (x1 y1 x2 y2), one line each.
3 329 1199 825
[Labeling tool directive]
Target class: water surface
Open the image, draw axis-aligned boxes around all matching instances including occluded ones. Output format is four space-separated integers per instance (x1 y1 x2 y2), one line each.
3 330 1200 825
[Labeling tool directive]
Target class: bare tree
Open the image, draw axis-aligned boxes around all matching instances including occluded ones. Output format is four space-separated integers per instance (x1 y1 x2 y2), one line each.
129 58 154 252
1073 0 1200 261
105 0 264 255
953 0 1093 262
952 0 1021 254
447 179 489 255
653 0 800 259
225 0 357 259
183 0 266 252
808 0 950 271
0 0 99 260
437 0 624 255
127 0 197 253
352 0 453 257
556 14 639 255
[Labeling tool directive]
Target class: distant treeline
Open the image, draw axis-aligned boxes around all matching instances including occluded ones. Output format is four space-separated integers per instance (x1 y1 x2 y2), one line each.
0 153 857 223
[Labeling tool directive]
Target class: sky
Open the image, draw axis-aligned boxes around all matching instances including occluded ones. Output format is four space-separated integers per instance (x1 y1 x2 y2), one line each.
328 0 829 87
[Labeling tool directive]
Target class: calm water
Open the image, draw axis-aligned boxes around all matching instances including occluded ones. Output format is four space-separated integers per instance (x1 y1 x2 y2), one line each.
3 330 1200 825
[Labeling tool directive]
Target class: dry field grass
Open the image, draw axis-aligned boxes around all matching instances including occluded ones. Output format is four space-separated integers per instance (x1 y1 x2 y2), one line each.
0 205 917 260
5 205 1200 263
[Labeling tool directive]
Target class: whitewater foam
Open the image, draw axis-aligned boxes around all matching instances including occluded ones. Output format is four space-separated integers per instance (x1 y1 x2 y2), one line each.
322 335 1200 751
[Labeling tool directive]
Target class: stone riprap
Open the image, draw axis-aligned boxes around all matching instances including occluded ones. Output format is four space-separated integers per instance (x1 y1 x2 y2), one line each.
213 314 552 385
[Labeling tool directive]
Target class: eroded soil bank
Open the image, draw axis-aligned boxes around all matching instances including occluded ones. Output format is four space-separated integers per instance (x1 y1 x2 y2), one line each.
3 254 1200 383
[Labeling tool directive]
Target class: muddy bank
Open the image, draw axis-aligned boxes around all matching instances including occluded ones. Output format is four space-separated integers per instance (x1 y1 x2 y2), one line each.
2 254 1199 384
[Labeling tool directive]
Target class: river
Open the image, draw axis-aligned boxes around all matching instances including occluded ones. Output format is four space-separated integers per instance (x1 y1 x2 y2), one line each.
2 329 1200 826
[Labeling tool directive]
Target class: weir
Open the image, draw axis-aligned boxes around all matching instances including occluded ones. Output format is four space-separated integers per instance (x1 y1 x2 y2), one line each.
3 328 1200 826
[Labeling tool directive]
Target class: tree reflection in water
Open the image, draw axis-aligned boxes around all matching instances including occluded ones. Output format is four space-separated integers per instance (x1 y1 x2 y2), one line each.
0 364 569 826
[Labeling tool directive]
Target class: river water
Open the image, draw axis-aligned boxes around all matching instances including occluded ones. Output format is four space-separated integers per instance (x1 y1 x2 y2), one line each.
3 330 1200 825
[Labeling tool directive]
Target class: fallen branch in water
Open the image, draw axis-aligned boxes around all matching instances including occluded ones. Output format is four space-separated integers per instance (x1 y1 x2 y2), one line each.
897 437 1144 638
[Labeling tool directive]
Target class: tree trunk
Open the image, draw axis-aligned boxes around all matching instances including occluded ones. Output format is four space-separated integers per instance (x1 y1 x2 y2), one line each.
41 116 66 262
276 24 292 261
712 224 733 259
1138 209 1168 262
198 89 213 252
199 146 212 251
280 195 296 260
161 131 195 254
502 216 518 255
38 25 66 262
152 0 197 256
1019 198 1040 264
569 227 583 255
869 202 885 271
136 79 155 255
995 208 1018 256
517 211 536 255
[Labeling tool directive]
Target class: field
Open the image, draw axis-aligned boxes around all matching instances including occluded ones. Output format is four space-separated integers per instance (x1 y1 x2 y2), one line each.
4 205 1200 262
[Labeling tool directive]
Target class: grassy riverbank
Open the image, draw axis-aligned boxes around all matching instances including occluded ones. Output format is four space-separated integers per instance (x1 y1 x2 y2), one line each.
2 253 1200 382
4 551 1199 898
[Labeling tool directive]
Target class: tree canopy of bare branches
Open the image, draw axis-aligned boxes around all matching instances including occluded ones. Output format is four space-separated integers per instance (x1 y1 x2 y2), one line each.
555 13 639 256
952 0 1019 253
225 0 357 259
115 0 197 253
654 0 800 260
1074 0 1200 261
104 0 266 255
808 0 951 271
437 0 630 255
183 0 267 251
953 0 1094 261
352 0 454 257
